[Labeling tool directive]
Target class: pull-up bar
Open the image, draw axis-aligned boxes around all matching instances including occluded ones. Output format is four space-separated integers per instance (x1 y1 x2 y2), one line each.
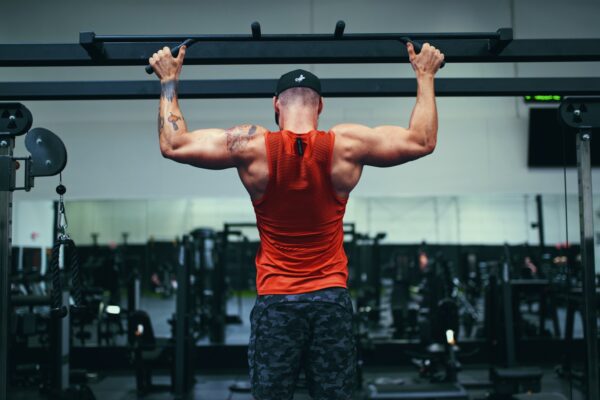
2 22 600 67
137 21 454 74
76 23 508 68
82 24 509 43
1 78 599 101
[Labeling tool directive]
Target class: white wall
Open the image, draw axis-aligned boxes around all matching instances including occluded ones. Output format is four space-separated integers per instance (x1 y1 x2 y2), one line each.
3 0 600 248
60 193 587 245
12 201 54 247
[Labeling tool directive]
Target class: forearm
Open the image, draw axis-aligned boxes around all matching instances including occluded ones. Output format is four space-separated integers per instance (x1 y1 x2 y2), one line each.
158 79 189 154
408 74 438 150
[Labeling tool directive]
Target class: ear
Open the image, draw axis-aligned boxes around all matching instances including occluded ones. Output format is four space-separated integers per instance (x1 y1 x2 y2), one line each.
318 97 324 115
273 96 280 127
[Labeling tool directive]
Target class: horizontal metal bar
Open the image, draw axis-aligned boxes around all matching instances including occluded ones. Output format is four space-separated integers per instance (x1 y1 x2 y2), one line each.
11 295 51 307
224 223 257 228
1 78 599 100
2 39 600 67
91 31 505 43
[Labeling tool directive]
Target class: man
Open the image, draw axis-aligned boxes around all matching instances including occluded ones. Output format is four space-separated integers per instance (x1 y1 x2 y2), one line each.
149 41 444 400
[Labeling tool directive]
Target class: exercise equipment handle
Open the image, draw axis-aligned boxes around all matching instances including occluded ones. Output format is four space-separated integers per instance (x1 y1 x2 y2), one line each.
50 239 67 318
49 237 87 318
145 38 196 75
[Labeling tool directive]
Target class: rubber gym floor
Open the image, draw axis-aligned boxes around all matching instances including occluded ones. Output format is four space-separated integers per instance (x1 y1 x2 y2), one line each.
8 365 585 399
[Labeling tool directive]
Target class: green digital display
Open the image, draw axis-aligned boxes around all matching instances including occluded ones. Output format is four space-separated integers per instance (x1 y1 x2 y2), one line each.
523 95 562 103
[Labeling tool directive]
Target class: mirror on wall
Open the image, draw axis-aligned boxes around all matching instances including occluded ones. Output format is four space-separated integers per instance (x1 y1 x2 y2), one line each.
11 193 594 347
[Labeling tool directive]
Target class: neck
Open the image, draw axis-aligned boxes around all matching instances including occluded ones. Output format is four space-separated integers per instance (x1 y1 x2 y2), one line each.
279 107 318 133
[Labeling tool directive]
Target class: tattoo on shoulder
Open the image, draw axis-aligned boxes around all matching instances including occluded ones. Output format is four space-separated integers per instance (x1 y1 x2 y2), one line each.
225 124 259 152
161 80 177 102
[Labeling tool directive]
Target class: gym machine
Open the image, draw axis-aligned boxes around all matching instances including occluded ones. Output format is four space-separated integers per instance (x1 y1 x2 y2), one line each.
556 97 600 399
354 232 387 328
130 235 196 398
0 103 96 398
212 223 253 343
189 227 217 342
486 245 545 399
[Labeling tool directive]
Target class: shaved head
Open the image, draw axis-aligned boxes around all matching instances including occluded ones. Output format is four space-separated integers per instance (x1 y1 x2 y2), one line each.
277 87 320 108
274 87 323 129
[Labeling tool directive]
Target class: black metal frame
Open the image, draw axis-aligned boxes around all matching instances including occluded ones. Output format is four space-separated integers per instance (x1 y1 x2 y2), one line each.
1 26 600 100
3 30 600 66
575 128 598 399
0 138 13 400
0 105 68 400
558 97 600 399
1 78 600 100
174 235 194 398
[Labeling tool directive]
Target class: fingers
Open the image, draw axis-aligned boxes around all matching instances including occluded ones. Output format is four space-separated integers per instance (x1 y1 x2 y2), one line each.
422 43 434 57
420 43 445 64
407 41 445 74
151 47 174 61
148 53 158 69
406 42 417 61
148 43 186 79
176 45 187 62
409 42 436 58
148 45 180 65
431 46 445 66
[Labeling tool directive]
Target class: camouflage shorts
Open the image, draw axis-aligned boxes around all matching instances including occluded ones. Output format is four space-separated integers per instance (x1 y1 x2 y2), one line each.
248 287 356 400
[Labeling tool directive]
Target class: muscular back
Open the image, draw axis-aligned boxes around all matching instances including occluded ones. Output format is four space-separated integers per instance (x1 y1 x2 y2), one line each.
233 126 364 202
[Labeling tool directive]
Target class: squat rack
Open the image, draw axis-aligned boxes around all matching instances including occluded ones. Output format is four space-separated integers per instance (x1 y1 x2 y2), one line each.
1 21 600 399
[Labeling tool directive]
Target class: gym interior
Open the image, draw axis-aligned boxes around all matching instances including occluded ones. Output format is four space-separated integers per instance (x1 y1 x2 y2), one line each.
2 0 600 399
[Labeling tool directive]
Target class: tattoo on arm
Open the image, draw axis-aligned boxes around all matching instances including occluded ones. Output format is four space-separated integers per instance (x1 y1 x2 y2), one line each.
168 112 182 130
225 124 257 152
158 111 164 132
161 80 177 102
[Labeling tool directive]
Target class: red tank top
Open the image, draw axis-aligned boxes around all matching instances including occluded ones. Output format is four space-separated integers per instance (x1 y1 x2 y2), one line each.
252 129 349 295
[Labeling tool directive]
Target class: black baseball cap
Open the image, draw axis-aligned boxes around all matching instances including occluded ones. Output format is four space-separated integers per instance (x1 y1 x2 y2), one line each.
275 69 322 97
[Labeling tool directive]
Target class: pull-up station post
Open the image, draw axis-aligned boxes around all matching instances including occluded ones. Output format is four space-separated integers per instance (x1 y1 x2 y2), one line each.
559 97 600 400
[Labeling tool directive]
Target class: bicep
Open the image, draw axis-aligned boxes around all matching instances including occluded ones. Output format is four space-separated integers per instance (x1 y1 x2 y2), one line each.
165 128 236 170
366 125 430 167
334 124 431 167
165 124 265 170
